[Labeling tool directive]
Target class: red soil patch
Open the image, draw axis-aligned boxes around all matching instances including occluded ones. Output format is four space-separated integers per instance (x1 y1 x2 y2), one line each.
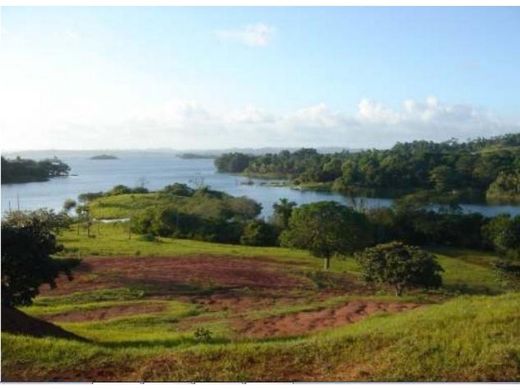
42 302 167 323
41 255 312 297
235 301 421 338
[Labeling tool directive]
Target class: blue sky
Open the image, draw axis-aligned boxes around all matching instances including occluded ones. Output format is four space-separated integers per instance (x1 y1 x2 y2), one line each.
1 7 519 150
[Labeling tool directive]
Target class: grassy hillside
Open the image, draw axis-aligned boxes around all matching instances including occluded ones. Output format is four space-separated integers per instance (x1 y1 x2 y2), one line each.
3 293 519 381
2 222 518 381
59 223 504 294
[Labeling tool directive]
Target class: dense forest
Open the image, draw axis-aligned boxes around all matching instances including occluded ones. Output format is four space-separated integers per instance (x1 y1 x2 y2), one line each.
1 156 70 184
215 134 520 202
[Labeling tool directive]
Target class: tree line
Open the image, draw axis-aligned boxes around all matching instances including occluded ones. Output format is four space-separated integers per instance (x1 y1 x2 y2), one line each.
1 156 70 184
215 134 520 202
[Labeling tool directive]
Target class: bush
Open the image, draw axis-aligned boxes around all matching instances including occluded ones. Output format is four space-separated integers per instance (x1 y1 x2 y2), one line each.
355 241 443 296
161 183 195 197
194 327 213 342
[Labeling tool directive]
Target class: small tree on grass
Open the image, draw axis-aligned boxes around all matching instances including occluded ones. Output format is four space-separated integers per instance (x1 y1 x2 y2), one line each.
355 241 443 296
1 213 78 307
280 201 372 270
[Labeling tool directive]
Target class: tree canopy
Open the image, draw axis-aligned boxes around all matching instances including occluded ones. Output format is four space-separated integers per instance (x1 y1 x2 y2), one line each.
1 212 77 307
280 201 372 269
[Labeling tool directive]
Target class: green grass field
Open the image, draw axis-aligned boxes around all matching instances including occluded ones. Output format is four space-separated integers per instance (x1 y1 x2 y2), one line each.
2 222 519 381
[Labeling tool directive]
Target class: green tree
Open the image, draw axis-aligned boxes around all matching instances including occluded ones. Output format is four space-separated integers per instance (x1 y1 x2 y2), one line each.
280 201 372 270
429 165 459 192
271 198 297 229
483 215 520 260
1 213 77 307
355 241 443 296
63 199 77 213
487 170 520 201
240 220 278 246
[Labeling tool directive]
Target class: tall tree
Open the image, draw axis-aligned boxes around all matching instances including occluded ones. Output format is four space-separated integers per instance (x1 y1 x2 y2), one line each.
271 198 297 229
280 201 372 270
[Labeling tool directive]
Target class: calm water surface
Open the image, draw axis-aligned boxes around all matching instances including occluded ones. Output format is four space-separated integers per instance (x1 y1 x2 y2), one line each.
2 152 519 218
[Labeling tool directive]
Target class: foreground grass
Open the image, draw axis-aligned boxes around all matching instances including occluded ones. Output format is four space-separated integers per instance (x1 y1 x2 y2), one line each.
3 293 519 381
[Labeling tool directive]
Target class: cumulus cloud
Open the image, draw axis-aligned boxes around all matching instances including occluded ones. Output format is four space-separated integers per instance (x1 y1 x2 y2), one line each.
2 95 518 151
126 96 517 149
225 105 276 124
357 99 401 125
215 23 275 47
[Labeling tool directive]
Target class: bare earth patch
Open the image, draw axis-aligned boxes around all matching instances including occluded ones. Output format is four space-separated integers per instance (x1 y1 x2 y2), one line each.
41 255 313 297
41 302 168 323
235 301 421 338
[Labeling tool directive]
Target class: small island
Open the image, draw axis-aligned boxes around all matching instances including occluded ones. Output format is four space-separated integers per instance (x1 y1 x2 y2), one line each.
90 154 118 160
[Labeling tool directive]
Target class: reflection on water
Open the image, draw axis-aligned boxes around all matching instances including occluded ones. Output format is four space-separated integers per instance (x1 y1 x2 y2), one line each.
2 153 519 218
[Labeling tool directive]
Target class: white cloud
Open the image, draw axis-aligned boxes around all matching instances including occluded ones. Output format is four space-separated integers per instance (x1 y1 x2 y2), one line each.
225 105 276 124
357 99 401 125
1 94 518 151
215 23 275 47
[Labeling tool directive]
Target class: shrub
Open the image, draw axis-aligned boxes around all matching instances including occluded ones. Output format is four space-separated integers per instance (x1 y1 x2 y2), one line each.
355 241 443 296
194 327 213 342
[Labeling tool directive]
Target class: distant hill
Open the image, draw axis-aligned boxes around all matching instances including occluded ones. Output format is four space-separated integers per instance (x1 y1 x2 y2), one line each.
177 153 218 159
90 154 118 160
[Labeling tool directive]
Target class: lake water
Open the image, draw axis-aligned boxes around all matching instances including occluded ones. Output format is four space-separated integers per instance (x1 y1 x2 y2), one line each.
2 152 520 218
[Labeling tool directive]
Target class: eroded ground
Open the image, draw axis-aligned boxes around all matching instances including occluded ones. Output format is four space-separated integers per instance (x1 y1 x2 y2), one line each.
34 255 421 339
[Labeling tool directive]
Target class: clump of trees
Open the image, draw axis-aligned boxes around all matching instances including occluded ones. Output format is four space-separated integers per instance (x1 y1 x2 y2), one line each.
486 170 520 202
355 241 444 296
128 184 263 244
366 207 487 249
2 156 70 184
1 211 78 307
482 214 520 260
215 153 254 173
482 214 520 289
280 201 372 270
